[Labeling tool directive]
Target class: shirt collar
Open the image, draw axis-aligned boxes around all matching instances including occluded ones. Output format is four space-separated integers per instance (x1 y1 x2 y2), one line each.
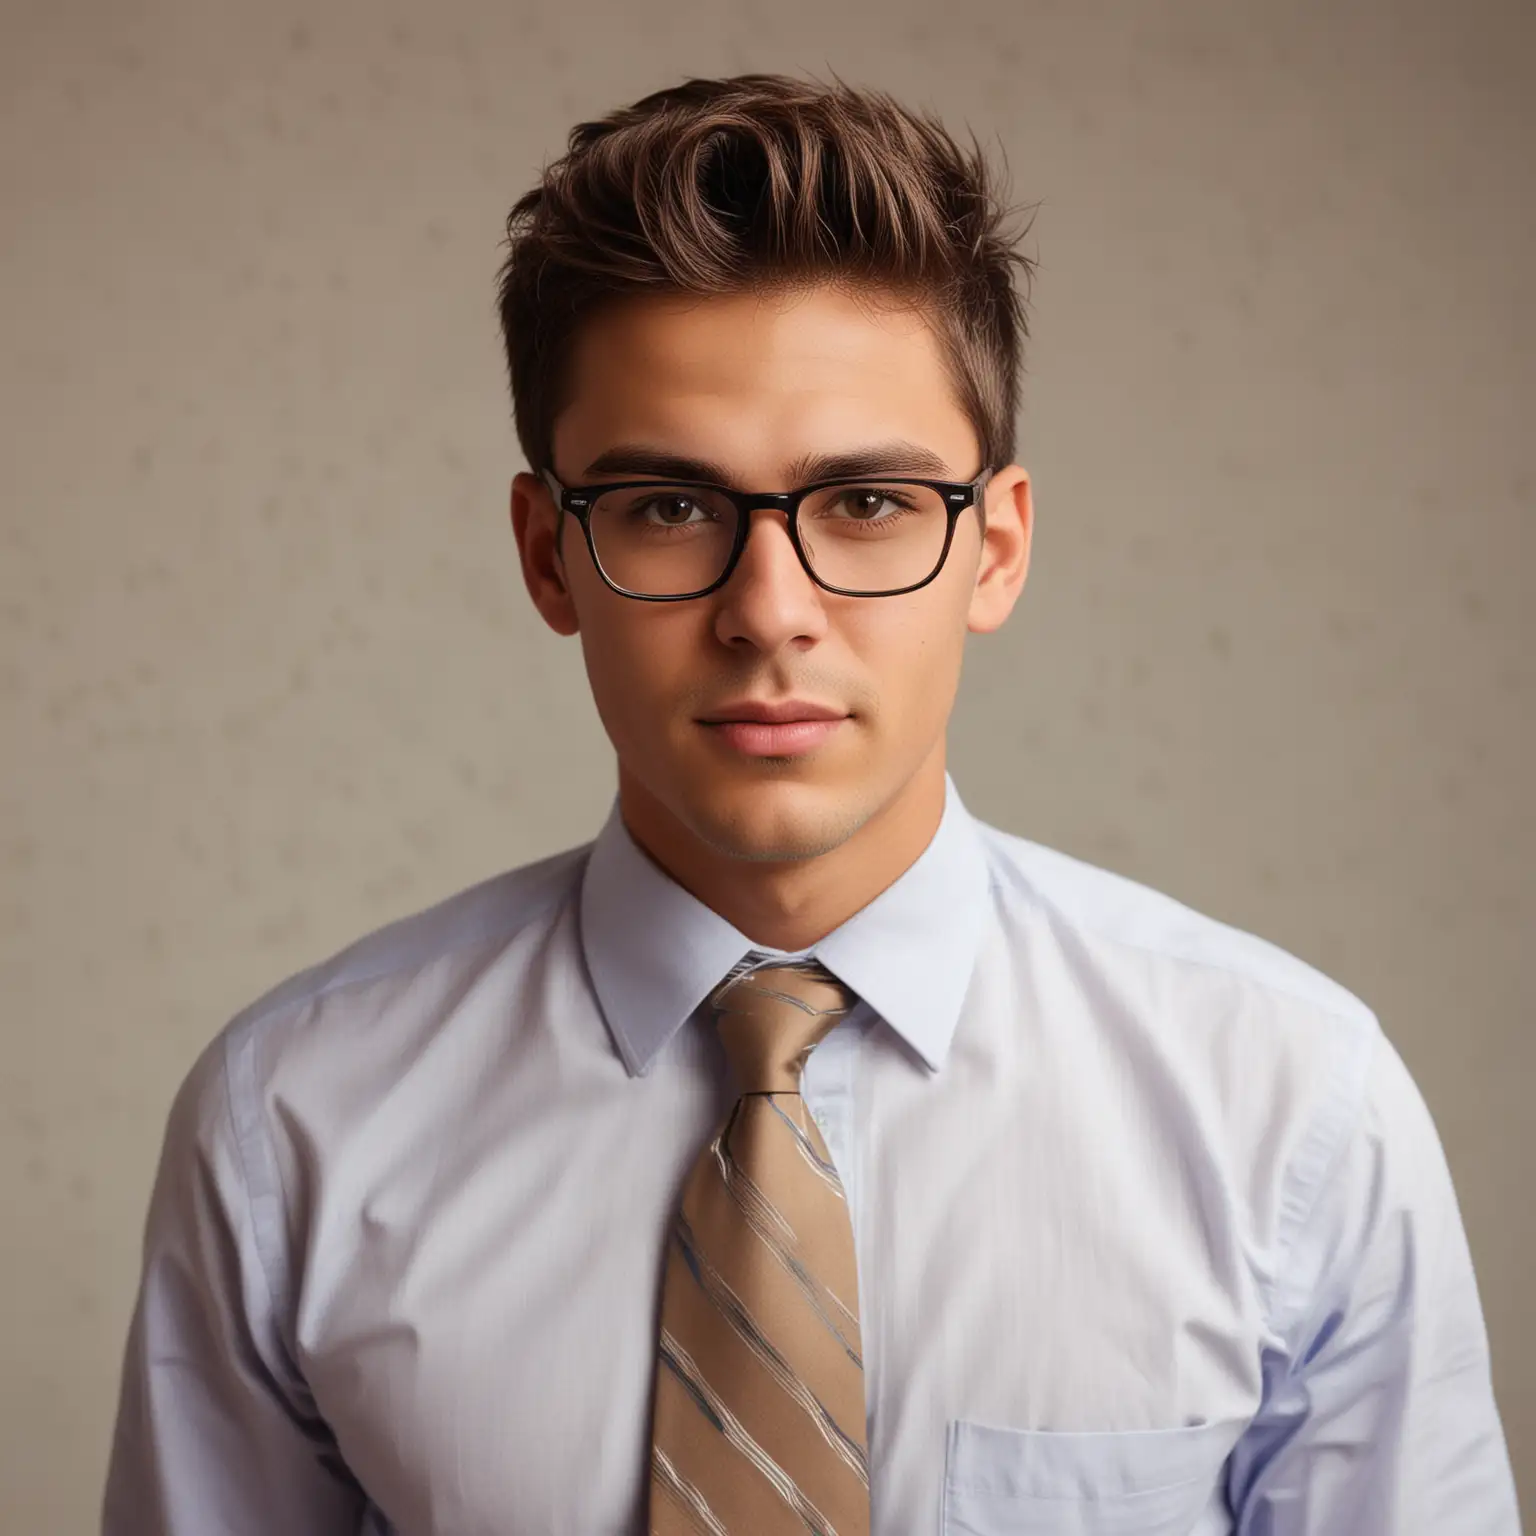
579 771 993 1077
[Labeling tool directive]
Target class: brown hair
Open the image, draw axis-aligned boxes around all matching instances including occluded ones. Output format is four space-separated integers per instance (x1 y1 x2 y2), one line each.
495 72 1036 478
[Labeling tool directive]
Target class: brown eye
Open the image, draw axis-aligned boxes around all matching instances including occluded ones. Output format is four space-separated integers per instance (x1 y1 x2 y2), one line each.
634 494 707 526
825 487 919 520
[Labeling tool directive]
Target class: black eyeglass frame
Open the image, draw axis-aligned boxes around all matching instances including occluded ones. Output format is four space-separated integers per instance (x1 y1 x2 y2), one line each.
539 466 993 601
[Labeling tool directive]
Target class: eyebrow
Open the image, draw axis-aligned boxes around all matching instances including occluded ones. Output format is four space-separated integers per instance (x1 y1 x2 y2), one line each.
580 440 959 486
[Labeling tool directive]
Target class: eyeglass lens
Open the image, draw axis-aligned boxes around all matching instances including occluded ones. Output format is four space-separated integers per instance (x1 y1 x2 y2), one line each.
585 481 954 596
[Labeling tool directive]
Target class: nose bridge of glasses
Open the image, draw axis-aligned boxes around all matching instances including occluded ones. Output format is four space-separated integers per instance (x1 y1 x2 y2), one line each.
737 489 797 514
732 496 809 576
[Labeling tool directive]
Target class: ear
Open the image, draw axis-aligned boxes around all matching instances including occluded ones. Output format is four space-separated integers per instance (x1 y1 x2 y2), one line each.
511 471 580 636
966 465 1032 635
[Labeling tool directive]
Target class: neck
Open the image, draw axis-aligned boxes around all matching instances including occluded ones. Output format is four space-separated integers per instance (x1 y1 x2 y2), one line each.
617 749 948 952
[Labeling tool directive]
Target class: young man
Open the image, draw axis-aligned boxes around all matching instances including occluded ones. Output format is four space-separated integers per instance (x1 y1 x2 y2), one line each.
103 75 1519 1535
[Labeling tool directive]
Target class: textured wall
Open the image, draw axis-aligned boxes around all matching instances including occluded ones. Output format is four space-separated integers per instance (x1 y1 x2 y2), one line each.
2 0 1530 1527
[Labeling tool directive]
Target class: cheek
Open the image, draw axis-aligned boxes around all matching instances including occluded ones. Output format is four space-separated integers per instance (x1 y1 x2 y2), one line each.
576 604 696 723
845 598 967 720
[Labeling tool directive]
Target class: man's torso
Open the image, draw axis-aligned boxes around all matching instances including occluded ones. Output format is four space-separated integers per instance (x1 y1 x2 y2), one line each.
221 817 1375 1533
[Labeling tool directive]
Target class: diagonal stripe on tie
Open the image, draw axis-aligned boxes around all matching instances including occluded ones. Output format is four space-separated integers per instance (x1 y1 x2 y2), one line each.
658 1330 841 1535
672 1210 869 1484
704 1110 863 1367
651 1446 729 1536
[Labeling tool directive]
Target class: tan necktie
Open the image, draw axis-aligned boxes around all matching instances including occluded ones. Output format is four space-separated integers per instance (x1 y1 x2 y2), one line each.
648 959 870 1536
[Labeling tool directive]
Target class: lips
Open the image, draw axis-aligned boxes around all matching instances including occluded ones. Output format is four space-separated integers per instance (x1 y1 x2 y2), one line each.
703 717 847 757
696 697 851 758
699 699 847 725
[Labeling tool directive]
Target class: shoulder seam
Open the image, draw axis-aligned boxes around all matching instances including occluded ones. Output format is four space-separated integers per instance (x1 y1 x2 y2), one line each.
217 1022 294 1369
982 833 1373 1026
226 847 591 1041
1261 1011 1383 1348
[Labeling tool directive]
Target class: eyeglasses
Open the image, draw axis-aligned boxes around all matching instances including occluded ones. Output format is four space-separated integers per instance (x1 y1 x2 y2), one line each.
540 466 992 600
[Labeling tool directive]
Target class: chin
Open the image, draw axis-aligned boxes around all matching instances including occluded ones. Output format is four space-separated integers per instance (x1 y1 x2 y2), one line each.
676 770 865 864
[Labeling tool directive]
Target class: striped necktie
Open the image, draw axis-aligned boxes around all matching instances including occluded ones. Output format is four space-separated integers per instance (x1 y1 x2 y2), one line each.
647 958 870 1536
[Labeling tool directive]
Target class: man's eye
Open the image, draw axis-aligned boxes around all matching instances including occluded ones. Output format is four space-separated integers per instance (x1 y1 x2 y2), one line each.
832 489 913 518
641 496 702 523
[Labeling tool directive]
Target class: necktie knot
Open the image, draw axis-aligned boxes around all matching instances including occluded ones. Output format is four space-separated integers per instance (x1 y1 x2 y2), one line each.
709 959 857 1094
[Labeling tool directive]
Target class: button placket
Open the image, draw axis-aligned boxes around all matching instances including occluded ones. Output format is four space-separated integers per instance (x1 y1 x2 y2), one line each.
802 1011 860 1223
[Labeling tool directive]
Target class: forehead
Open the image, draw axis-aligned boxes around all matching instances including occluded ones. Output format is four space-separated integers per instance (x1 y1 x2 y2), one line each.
551 284 977 479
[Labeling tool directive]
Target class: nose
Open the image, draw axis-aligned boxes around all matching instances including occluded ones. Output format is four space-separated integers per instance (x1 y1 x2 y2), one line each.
711 506 829 655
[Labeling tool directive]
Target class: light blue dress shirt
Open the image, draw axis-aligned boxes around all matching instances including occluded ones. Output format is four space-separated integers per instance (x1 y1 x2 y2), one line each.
103 772 1521 1533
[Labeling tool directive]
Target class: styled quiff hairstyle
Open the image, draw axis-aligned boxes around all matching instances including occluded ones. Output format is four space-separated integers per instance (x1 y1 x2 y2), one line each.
496 73 1036 477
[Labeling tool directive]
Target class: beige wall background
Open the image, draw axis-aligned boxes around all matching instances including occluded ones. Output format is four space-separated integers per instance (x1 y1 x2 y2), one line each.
2 0 1530 1527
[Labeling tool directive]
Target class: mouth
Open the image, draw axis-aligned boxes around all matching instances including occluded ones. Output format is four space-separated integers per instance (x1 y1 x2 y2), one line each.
700 703 854 758
698 714 850 758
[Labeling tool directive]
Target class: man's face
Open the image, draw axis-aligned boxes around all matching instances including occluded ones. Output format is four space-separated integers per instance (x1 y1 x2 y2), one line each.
514 283 1028 867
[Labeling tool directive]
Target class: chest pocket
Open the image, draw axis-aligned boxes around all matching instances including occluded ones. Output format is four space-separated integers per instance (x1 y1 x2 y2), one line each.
941 1418 1235 1535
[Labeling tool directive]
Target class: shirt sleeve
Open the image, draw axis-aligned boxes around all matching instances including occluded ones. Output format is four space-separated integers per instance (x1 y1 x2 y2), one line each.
101 1029 368 1535
1227 1023 1522 1533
